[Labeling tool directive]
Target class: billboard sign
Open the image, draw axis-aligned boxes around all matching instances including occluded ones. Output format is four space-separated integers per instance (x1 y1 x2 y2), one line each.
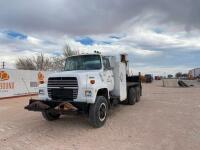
0 69 52 98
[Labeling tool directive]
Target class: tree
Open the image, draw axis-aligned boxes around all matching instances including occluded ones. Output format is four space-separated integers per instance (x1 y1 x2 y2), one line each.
16 53 52 71
51 44 79 71
63 44 79 58
182 73 188 78
16 57 36 70
16 44 79 71
50 57 65 71
175 72 182 78
168 74 173 78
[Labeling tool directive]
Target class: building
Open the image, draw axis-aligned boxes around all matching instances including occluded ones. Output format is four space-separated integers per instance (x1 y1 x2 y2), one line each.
188 68 200 78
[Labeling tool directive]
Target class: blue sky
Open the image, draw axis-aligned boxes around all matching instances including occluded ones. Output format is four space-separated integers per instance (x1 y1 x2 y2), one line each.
75 37 95 45
5 31 27 40
0 0 200 75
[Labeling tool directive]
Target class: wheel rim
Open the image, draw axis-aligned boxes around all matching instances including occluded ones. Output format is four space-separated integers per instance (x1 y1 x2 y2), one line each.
99 103 107 122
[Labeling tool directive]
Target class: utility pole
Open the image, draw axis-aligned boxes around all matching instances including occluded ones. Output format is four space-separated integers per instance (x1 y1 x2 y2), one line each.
2 61 5 69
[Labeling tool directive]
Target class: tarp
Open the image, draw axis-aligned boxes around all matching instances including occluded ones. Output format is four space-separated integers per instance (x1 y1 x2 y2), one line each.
0 69 53 98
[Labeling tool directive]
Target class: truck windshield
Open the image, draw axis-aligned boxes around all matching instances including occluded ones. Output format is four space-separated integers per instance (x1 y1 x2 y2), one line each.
64 55 102 71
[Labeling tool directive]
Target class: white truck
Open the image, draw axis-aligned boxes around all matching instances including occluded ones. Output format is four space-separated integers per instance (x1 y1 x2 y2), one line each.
25 53 142 128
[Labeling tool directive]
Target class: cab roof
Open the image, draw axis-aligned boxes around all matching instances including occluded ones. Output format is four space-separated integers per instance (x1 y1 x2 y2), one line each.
66 53 114 58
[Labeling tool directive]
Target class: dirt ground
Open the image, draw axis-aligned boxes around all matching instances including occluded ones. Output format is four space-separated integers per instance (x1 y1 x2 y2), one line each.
0 81 200 150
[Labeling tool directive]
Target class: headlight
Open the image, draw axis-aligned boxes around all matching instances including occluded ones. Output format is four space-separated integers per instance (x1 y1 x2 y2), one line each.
85 90 92 97
39 89 45 95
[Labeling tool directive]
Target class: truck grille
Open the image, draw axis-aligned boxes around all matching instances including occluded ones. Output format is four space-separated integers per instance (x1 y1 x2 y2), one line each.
47 77 78 100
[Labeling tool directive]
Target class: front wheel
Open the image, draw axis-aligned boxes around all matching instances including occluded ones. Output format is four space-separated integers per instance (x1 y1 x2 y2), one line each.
42 109 60 121
89 96 108 128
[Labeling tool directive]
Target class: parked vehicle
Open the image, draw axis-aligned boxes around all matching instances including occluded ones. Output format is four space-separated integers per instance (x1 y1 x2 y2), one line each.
25 53 142 128
145 74 153 83
155 76 161 80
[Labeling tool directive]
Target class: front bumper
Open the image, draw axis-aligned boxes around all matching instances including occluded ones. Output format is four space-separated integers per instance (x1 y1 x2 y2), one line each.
24 99 77 112
25 99 59 111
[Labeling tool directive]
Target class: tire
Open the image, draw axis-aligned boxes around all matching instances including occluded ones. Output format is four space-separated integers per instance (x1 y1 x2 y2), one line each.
89 96 108 128
42 109 60 121
128 87 137 105
136 87 141 102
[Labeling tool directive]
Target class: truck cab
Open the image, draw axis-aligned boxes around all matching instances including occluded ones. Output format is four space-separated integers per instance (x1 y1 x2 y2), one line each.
25 53 142 128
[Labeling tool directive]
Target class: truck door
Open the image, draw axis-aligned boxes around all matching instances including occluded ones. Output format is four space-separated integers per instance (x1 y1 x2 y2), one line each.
102 56 114 91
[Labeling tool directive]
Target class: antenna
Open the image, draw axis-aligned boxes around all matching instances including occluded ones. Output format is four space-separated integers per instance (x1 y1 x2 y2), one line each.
21 77 33 99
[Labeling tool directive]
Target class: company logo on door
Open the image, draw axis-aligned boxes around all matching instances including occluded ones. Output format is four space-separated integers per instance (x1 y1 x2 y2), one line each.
0 71 14 90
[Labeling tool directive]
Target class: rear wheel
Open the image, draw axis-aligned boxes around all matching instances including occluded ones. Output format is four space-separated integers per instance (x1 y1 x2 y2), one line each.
128 87 137 105
89 96 108 128
42 109 60 121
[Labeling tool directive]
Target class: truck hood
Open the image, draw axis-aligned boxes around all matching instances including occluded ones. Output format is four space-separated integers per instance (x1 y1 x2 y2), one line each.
48 70 100 78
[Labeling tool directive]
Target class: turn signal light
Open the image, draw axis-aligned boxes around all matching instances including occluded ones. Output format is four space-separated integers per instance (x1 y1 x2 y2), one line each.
90 80 95 84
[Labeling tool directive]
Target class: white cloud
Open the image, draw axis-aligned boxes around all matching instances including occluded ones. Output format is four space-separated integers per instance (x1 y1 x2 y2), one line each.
130 65 190 76
0 2 200 74
133 49 161 56
27 36 42 45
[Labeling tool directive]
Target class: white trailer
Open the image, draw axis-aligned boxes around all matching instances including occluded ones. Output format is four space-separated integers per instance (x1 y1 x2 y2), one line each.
25 53 142 128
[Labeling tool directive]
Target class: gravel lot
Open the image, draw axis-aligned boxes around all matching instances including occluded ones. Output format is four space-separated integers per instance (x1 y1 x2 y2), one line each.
0 81 200 150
